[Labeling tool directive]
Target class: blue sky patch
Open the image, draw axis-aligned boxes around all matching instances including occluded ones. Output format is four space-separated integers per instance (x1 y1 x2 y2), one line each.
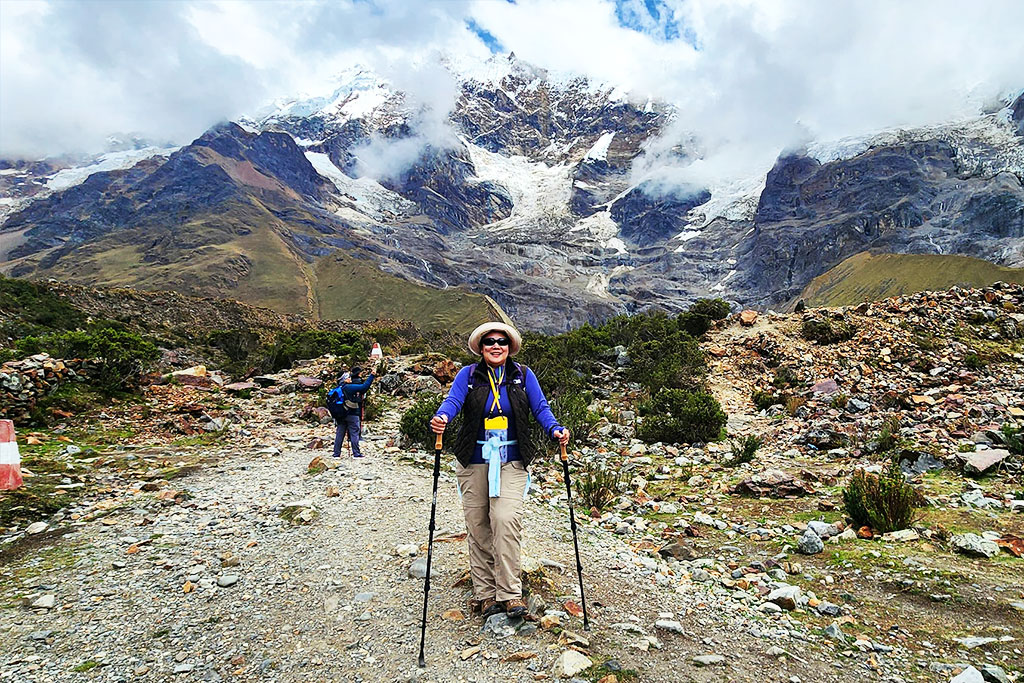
466 18 505 54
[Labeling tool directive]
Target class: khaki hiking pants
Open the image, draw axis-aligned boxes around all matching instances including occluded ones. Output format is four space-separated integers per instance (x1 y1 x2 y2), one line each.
455 461 529 602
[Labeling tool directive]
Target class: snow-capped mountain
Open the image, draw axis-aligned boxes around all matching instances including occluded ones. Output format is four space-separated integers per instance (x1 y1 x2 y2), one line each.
1 53 1022 331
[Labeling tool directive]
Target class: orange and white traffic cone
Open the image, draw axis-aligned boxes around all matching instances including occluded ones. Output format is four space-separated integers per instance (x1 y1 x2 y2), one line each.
0 419 23 491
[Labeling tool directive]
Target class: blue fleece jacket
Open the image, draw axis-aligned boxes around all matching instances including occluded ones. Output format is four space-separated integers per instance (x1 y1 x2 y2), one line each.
434 363 563 464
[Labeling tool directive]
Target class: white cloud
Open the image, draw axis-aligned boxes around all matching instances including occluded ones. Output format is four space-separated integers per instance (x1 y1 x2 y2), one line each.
1 0 1021 202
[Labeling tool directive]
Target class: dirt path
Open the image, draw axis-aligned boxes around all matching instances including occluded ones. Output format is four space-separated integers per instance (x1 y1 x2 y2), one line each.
1 405 850 683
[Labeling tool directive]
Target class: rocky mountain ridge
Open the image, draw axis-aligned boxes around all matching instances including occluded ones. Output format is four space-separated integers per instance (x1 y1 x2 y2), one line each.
1 54 1022 330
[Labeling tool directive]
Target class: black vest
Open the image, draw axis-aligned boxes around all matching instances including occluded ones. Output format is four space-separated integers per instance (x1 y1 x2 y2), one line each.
453 361 538 469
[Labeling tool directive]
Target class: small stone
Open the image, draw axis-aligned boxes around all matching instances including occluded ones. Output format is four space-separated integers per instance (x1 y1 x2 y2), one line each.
951 533 1000 559
797 528 824 555
394 543 419 557
460 646 480 661
981 664 1011 683
881 529 920 543
953 636 997 649
31 595 55 609
693 654 726 667
767 585 801 611
353 592 375 604
217 575 239 588
408 557 430 579
950 666 985 683
654 619 685 634
824 624 847 642
551 650 593 678
174 663 195 674
483 613 520 639
963 449 1010 476
25 522 48 535
739 310 758 326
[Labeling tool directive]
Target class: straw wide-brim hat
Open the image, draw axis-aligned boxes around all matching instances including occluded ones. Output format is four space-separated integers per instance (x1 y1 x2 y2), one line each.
468 322 522 356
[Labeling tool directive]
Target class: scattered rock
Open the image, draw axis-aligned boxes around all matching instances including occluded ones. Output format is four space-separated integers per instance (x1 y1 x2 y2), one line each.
551 650 593 678
408 557 431 579
692 654 725 667
962 449 1010 476
951 533 1000 559
951 666 985 683
797 528 823 555
654 619 685 634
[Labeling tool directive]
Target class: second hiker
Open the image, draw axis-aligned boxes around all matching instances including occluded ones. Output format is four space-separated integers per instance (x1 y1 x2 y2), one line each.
330 361 377 459
429 322 569 619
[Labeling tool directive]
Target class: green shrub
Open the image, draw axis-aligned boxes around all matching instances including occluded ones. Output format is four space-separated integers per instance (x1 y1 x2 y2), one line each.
205 329 261 363
0 275 86 337
266 330 368 371
399 393 444 451
772 366 800 389
363 392 390 422
23 327 160 393
676 312 712 337
801 317 857 344
752 390 780 411
574 462 623 512
637 389 727 444
525 391 600 458
627 330 705 394
842 464 922 533
831 393 849 410
963 352 986 370
399 393 463 451
1001 423 1023 456
725 435 762 466
688 298 731 321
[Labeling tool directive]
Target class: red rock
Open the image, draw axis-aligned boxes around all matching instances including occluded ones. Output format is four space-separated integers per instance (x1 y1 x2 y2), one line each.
857 526 874 539
739 310 758 326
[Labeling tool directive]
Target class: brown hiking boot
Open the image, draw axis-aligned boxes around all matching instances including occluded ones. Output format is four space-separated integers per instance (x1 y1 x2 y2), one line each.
480 597 504 618
505 598 526 617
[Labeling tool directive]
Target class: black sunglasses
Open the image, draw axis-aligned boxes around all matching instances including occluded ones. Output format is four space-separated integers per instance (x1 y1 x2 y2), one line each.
482 337 509 347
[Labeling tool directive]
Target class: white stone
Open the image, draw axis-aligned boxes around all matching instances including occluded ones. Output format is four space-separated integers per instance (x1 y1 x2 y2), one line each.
551 650 592 678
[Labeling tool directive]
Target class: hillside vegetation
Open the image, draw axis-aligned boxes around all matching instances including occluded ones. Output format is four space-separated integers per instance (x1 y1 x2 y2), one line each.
799 251 1024 308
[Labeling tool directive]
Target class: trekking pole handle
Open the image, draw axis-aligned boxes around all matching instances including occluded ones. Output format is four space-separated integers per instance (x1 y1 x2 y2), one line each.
435 433 443 451
560 443 568 462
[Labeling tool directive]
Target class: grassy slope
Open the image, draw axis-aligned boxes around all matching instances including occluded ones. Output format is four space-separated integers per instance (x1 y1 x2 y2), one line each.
312 252 493 335
33 200 311 316
800 252 1024 308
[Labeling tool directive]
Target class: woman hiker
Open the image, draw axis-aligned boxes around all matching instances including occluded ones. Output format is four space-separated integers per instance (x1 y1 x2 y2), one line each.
429 322 569 618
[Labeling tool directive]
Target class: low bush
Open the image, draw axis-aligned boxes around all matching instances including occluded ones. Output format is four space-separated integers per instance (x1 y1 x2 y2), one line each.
1001 423 1023 456
266 330 368 371
785 395 806 417
627 330 705 394
637 389 727 444
725 435 762 466
752 390 780 411
574 462 623 512
772 366 800 389
688 298 731 321
399 393 463 451
801 316 857 345
16 327 160 393
399 393 444 451
842 464 922 533
963 352 986 371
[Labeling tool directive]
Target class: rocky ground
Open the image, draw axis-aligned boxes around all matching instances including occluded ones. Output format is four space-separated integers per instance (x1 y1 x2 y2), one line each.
2 285 1023 682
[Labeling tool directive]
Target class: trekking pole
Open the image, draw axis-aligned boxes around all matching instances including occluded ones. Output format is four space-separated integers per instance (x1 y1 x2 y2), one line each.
418 432 443 667
560 442 590 631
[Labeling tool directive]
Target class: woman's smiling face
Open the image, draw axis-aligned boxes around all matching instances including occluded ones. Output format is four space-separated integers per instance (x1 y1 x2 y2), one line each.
481 331 509 366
